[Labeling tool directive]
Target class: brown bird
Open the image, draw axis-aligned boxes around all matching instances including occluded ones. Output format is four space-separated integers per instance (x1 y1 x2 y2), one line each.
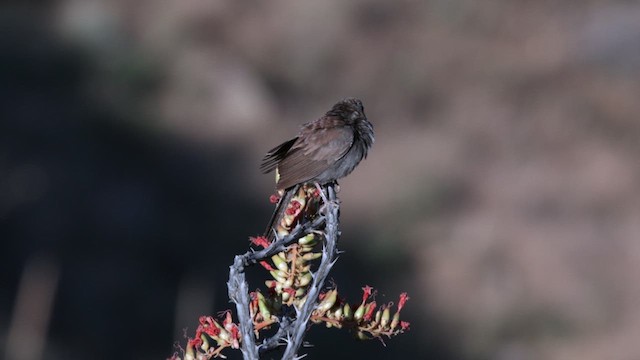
260 98 374 239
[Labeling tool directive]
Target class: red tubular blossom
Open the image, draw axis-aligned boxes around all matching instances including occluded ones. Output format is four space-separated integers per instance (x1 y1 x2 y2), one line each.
203 324 221 337
361 285 373 303
285 200 301 215
260 261 275 271
188 337 203 348
199 316 215 327
250 236 271 248
269 194 280 204
398 292 409 311
230 324 239 340
400 321 410 330
363 301 377 321
197 316 221 337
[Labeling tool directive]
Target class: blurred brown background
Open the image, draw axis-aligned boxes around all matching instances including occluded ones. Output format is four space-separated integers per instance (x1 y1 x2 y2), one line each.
2 1 640 359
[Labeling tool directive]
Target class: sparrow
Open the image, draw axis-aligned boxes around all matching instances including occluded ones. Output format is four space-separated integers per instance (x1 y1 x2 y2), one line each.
260 98 374 239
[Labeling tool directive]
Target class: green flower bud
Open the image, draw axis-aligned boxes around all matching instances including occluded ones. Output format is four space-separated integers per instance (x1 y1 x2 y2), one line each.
317 290 338 313
257 292 271 319
295 287 307 297
343 303 353 321
381 307 391 328
185 342 196 360
200 334 210 351
298 233 316 245
302 252 322 261
333 306 343 319
271 254 289 271
390 312 400 330
354 304 365 321
297 272 312 286
269 270 286 284
217 328 231 343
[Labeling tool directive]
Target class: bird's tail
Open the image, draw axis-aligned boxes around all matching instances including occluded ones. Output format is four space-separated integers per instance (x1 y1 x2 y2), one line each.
263 184 301 241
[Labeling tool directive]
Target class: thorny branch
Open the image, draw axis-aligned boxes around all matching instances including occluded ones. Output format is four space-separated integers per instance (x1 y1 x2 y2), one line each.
281 185 339 359
228 184 337 359
177 182 409 360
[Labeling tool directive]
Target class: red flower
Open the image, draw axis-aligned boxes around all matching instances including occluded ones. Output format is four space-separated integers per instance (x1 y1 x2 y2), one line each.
269 194 280 204
400 321 410 330
229 323 240 340
203 324 221 337
363 301 377 321
361 285 374 303
260 260 275 271
188 337 203 348
284 287 296 297
198 316 211 326
285 200 301 215
398 292 409 311
250 236 271 248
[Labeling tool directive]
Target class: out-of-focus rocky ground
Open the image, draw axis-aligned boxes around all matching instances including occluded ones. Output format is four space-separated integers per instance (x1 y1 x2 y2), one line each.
3 1 640 359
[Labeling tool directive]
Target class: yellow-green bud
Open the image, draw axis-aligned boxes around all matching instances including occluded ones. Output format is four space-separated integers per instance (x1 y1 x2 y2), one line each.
333 307 342 320
343 303 353 320
200 334 210 351
295 287 307 297
271 254 289 271
269 270 286 284
297 272 312 286
302 252 322 261
375 309 382 324
217 329 231 342
381 307 391 328
257 292 271 319
317 290 338 313
185 341 196 360
298 233 316 245
354 304 365 321
390 312 400 330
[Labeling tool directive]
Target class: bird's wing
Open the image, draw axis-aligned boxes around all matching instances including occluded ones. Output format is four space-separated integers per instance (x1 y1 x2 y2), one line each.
260 137 297 173
275 119 354 190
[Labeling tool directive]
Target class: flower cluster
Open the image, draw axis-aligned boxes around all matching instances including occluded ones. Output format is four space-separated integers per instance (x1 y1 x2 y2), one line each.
172 183 410 359
179 312 240 360
272 185 321 238
311 286 410 340
262 234 321 305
